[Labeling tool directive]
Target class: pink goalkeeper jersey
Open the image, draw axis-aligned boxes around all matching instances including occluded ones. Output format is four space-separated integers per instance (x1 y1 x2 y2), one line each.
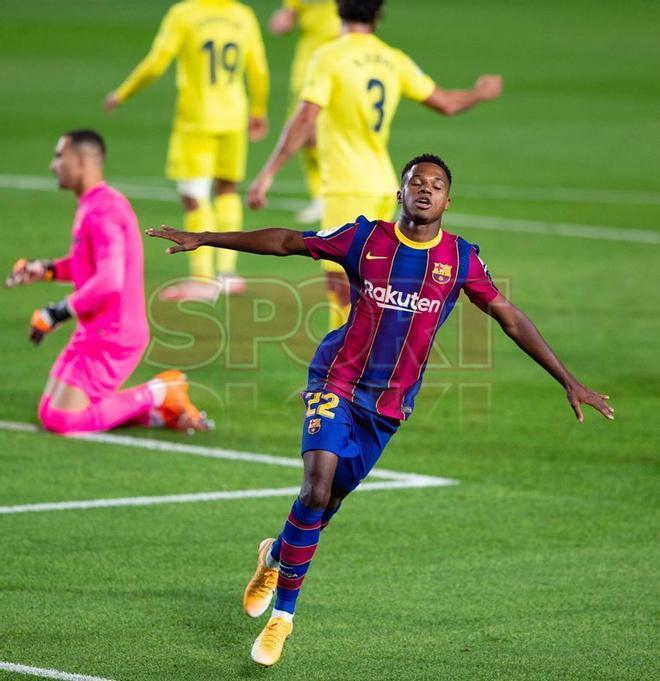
53 183 149 349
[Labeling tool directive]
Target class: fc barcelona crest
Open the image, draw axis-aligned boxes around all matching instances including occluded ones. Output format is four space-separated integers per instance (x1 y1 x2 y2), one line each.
432 262 452 285
308 418 322 435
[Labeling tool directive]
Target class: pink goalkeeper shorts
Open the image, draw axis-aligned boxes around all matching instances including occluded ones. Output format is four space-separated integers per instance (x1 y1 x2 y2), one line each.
50 332 146 403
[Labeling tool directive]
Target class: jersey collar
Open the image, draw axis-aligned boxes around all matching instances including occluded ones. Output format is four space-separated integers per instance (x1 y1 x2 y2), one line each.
394 221 443 250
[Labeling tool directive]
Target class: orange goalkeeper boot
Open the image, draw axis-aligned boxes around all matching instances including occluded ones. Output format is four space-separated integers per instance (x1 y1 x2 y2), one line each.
154 369 212 433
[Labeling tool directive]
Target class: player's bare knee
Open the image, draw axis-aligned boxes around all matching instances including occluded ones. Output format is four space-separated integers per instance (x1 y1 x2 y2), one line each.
180 195 200 211
215 178 237 195
299 481 332 510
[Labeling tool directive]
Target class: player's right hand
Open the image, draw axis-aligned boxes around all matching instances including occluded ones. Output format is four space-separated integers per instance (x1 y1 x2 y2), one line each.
5 258 53 288
248 116 269 143
145 225 203 254
103 92 120 114
475 75 503 101
247 174 273 210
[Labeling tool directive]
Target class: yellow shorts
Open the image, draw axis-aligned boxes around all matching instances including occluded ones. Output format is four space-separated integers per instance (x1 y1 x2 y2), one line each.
320 194 397 273
166 128 247 182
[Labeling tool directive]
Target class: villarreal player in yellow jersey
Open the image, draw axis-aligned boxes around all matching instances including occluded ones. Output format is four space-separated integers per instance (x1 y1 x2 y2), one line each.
105 0 269 300
269 0 341 223
249 0 502 330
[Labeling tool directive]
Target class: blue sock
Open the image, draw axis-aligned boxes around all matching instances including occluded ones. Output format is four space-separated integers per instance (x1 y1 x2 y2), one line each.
273 497 323 614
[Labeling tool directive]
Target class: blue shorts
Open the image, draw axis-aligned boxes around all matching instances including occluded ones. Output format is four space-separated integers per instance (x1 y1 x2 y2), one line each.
300 391 399 493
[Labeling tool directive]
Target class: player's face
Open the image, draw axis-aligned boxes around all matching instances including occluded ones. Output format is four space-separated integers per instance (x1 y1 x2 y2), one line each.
49 136 81 190
397 163 451 224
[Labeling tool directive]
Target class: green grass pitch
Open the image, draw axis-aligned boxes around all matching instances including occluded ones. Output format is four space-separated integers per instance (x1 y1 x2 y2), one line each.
0 1 658 679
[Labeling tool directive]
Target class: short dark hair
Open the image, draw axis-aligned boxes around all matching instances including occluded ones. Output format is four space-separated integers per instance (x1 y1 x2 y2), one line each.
336 0 384 24
64 129 106 157
400 153 452 187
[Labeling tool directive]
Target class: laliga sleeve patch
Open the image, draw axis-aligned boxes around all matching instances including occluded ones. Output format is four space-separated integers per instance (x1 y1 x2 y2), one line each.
317 224 345 237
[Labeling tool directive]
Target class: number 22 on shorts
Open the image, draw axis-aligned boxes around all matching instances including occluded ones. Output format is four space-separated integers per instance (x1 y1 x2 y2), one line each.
304 392 340 419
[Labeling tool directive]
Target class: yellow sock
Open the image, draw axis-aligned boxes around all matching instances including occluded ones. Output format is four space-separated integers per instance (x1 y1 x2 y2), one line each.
327 290 350 331
302 145 321 199
184 202 214 279
213 193 243 274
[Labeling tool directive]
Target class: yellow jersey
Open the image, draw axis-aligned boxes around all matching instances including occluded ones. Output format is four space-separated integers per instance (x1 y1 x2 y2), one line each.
115 0 269 135
300 32 436 196
283 0 341 95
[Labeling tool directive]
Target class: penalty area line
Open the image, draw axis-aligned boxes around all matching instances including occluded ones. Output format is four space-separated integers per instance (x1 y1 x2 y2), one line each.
0 479 455 516
0 661 116 681
0 420 454 484
0 174 657 244
0 421 458 515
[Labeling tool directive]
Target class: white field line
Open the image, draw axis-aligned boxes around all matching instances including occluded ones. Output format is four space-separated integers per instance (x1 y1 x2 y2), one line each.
68 175 660 207
449 212 660 245
0 479 453 516
0 173 306 212
1 173 658 244
0 661 115 681
0 421 456 515
454 183 660 206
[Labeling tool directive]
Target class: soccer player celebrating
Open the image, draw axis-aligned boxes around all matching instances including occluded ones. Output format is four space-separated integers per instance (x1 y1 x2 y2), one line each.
148 153 614 666
268 0 341 223
5 130 209 435
104 0 269 300
249 0 502 330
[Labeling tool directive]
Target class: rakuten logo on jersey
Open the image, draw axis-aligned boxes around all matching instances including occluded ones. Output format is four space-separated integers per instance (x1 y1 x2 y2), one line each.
363 280 441 313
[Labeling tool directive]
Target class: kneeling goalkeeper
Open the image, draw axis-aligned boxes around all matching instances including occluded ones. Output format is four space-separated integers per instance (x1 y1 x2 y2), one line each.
5 129 209 434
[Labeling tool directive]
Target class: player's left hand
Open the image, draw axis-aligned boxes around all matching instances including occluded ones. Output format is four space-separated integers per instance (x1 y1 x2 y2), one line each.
29 301 72 345
103 92 120 114
565 383 614 422
475 75 503 101
247 174 273 210
248 116 268 142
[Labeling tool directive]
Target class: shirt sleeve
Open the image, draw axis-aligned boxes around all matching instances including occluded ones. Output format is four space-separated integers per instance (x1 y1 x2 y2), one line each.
299 48 333 108
68 213 126 317
396 49 436 103
303 222 359 264
53 255 72 281
115 6 183 103
245 10 270 118
462 248 499 307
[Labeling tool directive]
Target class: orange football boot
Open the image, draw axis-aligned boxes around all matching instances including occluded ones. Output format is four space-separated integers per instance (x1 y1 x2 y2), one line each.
154 369 212 433
243 538 279 618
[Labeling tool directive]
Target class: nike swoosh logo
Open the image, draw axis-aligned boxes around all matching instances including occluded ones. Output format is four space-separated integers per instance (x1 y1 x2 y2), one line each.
365 252 388 260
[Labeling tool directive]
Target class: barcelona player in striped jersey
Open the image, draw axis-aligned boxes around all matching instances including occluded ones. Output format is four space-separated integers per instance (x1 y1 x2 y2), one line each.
147 154 614 666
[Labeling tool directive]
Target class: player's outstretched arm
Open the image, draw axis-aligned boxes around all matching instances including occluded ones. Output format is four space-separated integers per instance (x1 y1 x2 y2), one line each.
103 8 181 113
146 225 308 257
248 101 321 209
423 75 503 116
483 293 614 422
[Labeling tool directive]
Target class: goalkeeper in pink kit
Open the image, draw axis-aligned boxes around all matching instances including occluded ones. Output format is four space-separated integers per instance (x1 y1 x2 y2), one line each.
5 129 209 434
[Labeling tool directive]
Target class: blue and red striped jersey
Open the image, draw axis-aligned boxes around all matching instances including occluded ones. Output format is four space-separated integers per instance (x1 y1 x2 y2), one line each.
303 216 499 421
